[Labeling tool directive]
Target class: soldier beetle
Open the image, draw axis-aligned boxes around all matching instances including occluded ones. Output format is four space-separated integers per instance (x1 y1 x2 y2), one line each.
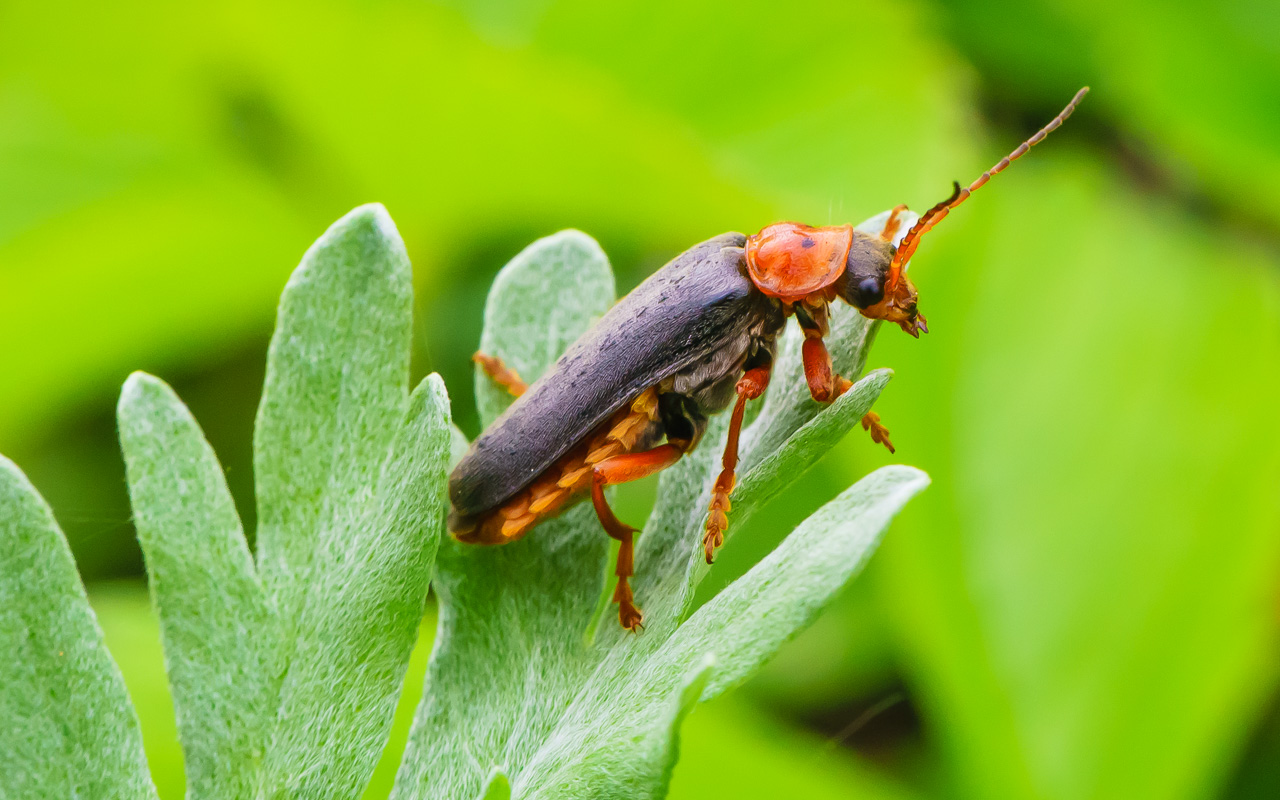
450 88 1089 630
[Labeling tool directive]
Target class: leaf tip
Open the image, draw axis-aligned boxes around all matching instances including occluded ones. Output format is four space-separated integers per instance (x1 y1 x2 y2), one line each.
876 464 931 496
312 203 408 266
118 371 171 412
344 201 399 238
544 228 606 256
410 372 453 425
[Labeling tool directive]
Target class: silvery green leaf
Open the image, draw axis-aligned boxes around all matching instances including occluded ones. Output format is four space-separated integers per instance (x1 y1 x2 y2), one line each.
394 213 927 800
0 457 157 799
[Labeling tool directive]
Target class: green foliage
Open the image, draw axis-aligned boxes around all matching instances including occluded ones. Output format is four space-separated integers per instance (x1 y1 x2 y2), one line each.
390 220 927 799
0 457 156 799
7 2 1280 796
117 205 452 799
2 206 923 799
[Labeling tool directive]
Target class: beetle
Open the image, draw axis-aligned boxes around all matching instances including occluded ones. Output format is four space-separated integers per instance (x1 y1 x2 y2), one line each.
449 88 1089 631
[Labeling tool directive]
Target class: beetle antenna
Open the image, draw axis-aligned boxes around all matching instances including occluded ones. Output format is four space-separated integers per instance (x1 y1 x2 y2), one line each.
886 86 1090 289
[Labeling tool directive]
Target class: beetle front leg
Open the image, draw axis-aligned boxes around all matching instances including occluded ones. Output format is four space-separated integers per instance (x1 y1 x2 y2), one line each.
801 331 896 453
880 204 909 242
591 443 685 631
703 365 772 564
473 352 528 397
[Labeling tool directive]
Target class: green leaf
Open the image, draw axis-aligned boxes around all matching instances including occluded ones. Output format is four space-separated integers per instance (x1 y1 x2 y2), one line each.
249 205 448 799
118 372 277 799
260 375 450 798
661 466 929 699
253 203 415 626
733 369 893 512
0 456 157 799
392 228 618 800
394 215 927 800
112 205 451 800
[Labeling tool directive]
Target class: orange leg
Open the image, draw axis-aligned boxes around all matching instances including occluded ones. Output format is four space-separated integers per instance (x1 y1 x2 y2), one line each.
703 366 772 564
860 411 895 454
591 443 685 631
473 352 527 397
880 204 909 242
801 332 895 453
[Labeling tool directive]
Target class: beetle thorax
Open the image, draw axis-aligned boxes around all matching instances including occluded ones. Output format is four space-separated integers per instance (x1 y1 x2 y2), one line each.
744 222 853 303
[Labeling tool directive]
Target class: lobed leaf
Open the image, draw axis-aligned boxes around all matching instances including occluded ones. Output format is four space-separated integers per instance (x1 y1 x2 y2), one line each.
111 205 451 800
260 376 451 799
247 206 448 799
253 203 415 633
118 373 277 800
733 368 894 512
393 229 617 800
660 466 930 700
394 214 927 800
0 456 157 799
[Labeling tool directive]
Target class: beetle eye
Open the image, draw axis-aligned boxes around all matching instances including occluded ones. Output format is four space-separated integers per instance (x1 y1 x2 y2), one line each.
851 276 884 308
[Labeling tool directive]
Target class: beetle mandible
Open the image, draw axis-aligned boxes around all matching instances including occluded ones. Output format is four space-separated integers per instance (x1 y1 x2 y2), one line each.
449 88 1089 631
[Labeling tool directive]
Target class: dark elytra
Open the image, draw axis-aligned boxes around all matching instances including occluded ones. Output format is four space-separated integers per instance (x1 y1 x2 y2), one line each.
449 232 782 519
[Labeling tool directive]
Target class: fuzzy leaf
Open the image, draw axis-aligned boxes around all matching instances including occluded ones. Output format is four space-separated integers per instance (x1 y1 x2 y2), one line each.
660 466 929 699
0 456 157 799
253 203 415 629
394 214 927 800
118 373 277 799
259 375 450 798
393 229 617 800
113 205 450 800
733 368 894 511
249 206 447 798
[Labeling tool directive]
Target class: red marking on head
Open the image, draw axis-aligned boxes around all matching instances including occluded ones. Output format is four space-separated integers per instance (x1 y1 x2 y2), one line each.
745 222 853 302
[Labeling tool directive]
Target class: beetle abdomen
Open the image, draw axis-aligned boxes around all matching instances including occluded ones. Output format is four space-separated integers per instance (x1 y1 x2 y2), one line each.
452 388 663 542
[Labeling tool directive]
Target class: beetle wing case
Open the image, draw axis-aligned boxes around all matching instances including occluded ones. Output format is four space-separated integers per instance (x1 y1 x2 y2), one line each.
450 232 781 519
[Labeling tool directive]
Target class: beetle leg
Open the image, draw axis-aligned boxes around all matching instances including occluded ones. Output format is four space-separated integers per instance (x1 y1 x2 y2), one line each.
860 411 896 454
800 328 846 402
801 331 895 453
703 365 772 564
880 204 909 242
473 352 528 397
591 443 685 631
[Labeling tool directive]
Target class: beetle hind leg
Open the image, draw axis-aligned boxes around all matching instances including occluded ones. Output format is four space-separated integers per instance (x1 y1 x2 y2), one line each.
591 443 684 631
473 352 528 397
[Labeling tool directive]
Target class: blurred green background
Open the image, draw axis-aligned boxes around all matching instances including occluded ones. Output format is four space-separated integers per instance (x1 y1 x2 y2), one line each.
3 0 1280 797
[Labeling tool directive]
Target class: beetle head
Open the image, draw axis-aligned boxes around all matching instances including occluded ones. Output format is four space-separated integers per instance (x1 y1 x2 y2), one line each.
832 229 928 337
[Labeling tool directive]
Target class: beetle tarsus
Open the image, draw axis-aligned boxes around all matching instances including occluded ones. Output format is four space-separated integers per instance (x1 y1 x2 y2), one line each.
702 366 771 564
473 351 528 397
861 411 895 454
